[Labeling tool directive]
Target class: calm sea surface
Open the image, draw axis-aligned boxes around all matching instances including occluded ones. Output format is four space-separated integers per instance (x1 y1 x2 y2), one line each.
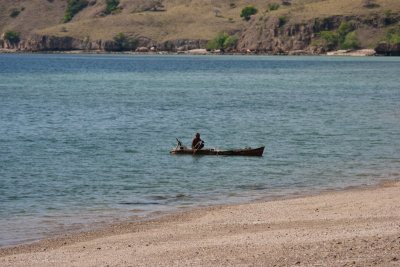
1 54 400 247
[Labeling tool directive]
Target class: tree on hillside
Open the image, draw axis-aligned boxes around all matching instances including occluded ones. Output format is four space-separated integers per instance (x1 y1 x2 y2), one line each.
338 22 356 42
130 37 139 50
213 8 221 17
267 3 280 11
318 31 339 50
240 6 258 21
340 31 361 49
205 32 238 51
113 32 128 51
3 30 20 44
104 0 120 14
63 0 89 23
10 8 22 18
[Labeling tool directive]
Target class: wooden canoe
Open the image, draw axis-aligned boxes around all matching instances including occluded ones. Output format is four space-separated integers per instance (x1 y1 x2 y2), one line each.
170 146 265 156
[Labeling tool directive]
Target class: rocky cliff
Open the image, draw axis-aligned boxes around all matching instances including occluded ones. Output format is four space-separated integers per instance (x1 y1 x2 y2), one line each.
375 42 400 56
236 13 400 55
1 34 207 53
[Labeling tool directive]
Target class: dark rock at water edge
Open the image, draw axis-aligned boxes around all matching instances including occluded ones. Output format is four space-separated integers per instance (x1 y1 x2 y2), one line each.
375 42 400 56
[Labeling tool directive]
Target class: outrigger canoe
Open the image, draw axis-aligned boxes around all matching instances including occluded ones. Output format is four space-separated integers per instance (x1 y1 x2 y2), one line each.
170 146 265 156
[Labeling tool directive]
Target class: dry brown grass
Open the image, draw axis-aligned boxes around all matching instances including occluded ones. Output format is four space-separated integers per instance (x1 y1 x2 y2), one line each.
0 0 66 38
1 0 399 41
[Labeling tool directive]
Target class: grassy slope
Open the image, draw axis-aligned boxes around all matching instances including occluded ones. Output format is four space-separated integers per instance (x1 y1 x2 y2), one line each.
1 0 399 42
0 0 66 38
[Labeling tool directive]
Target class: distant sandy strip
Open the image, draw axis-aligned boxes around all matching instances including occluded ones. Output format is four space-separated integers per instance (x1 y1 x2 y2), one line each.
1 181 399 266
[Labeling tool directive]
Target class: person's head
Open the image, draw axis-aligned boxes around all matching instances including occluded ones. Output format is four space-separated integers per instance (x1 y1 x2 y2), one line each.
196 133 200 138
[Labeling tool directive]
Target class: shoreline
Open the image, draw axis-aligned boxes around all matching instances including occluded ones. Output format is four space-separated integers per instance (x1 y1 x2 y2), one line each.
0 177 390 250
0 48 381 56
1 178 399 266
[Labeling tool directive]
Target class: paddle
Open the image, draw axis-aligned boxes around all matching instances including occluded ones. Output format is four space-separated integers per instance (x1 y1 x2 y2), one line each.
176 138 182 147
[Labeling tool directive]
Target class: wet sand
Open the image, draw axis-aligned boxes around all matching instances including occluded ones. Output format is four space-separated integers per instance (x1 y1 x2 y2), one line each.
1 181 400 266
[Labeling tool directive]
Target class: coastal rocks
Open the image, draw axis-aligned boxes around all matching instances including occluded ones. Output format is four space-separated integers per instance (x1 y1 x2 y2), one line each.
184 49 209 55
135 47 149 52
8 34 92 51
326 49 376 56
6 34 209 53
236 16 344 53
167 39 208 52
375 42 400 56
28 35 85 51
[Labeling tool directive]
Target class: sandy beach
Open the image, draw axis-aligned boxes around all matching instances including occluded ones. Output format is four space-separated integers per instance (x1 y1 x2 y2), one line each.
1 181 399 266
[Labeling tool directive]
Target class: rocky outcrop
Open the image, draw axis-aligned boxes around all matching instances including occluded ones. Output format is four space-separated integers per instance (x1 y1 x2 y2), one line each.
2 34 92 51
3 34 208 53
25 35 88 51
164 39 208 52
236 15 345 54
326 49 376 56
236 14 398 54
375 42 400 56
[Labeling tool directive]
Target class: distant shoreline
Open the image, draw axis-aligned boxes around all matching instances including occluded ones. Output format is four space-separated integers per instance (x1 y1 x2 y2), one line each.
0 48 382 56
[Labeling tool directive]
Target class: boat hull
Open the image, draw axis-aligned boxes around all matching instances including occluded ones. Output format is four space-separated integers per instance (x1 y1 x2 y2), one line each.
170 146 264 156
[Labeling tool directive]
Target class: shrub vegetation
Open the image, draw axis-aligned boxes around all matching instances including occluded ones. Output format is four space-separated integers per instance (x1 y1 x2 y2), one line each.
278 16 288 27
164 40 174 51
10 8 21 18
240 6 258 21
63 0 89 23
113 32 128 50
223 35 238 48
3 30 20 43
384 26 400 44
317 31 339 49
362 0 380 8
267 3 280 11
314 21 361 50
105 0 120 14
205 32 237 50
338 22 355 42
83 35 90 43
130 37 139 49
340 31 360 49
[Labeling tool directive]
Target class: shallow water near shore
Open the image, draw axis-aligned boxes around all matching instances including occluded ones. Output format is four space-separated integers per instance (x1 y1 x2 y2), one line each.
1 54 400 248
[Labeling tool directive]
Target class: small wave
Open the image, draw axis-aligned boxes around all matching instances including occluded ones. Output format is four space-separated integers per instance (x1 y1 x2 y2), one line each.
236 185 267 190
118 202 160 205
124 149 137 153
149 195 169 200
122 186 136 190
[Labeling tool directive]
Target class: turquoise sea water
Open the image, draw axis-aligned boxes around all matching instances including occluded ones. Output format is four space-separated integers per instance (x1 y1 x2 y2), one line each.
1 54 400 248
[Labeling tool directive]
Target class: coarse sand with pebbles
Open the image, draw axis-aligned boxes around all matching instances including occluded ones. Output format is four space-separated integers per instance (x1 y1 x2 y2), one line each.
1 180 400 266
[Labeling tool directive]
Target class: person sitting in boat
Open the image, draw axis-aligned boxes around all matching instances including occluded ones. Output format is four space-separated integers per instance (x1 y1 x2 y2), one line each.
192 133 204 150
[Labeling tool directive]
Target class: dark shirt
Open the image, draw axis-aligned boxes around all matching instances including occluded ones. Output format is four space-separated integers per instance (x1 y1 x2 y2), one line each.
192 137 203 149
